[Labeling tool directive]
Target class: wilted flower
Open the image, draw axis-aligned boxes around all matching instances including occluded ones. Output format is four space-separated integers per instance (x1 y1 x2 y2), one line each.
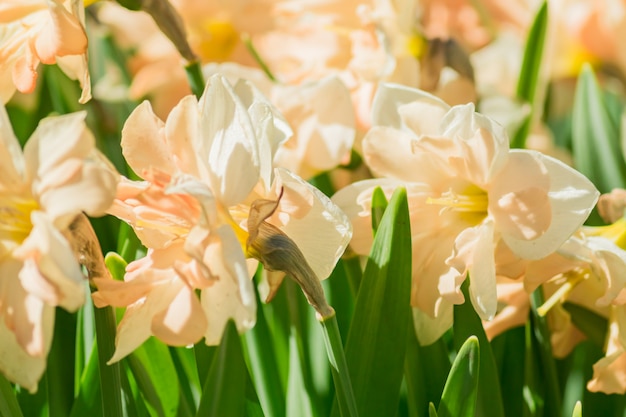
0 0 91 103
93 74 351 360
333 83 598 344
0 105 117 391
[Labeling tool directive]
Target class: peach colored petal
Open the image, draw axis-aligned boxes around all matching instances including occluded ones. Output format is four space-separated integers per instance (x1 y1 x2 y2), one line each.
12 42 39 94
164 95 202 178
0 103 25 188
33 0 87 64
597 189 626 223
0 315 48 393
14 211 85 311
152 284 207 346
122 101 175 176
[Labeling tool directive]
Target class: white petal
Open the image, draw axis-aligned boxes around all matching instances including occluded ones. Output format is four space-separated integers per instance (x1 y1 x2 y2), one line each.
412 303 453 346
499 150 598 260
272 168 352 280
197 74 260 207
371 83 449 132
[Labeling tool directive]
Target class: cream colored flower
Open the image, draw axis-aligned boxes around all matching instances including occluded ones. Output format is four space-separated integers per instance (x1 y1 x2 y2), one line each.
333 83 598 344
0 105 117 391
0 0 91 103
94 74 351 360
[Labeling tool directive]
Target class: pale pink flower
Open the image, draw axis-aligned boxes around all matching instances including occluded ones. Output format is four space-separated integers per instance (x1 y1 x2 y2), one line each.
0 0 91 103
0 105 117 391
332 83 598 344
93 74 351 359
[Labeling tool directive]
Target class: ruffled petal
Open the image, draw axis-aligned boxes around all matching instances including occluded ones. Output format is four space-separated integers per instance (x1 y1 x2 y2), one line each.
412 302 453 346
497 150 598 260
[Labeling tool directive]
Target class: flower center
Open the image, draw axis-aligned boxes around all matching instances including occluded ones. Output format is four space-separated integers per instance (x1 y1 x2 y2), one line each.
194 19 239 62
426 185 488 225
536 268 589 317
584 218 626 250
0 194 38 244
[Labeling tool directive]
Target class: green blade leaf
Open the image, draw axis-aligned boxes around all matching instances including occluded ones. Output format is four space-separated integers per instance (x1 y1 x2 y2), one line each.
0 373 24 417
335 187 412 416
437 336 480 417
70 342 103 417
571 401 582 417
511 1 548 149
370 186 389 234
572 64 626 194
125 338 181 417
196 321 248 417
429 403 439 417
453 280 505 417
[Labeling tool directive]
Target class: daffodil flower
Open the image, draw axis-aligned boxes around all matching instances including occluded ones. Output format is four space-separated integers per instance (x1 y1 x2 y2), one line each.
0 0 91 103
333 83 598 344
94 74 351 360
0 105 117 391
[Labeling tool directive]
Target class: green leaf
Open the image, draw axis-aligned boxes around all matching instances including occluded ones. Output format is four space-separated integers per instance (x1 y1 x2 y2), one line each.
70 342 103 417
429 403 439 417
572 64 626 194
491 327 526 417
126 338 181 417
104 252 128 281
453 281 505 417
571 401 582 417
438 336 480 417
404 317 451 417
334 187 412 416
511 1 548 149
46 308 77 416
370 186 388 234
196 321 248 417
243 283 287 417
562 302 608 349
0 373 24 417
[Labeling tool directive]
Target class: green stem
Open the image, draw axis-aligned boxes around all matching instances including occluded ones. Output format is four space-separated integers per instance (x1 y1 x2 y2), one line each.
94 305 125 417
47 308 77 416
530 288 562 416
185 60 206 98
319 313 359 417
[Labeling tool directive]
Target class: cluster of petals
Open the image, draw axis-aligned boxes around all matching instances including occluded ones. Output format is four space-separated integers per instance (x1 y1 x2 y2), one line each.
0 104 117 391
486 223 626 394
92 74 352 362
0 0 91 103
332 83 598 344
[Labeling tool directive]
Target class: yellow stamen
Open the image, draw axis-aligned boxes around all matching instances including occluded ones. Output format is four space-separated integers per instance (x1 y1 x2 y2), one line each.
584 218 626 250
194 20 239 62
426 185 489 225
0 195 38 244
406 33 426 59
536 269 588 317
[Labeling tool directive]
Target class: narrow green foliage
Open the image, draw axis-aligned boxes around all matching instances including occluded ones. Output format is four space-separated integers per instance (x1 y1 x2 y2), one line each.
562 303 608 349
333 187 412 417
572 64 626 194
70 343 103 417
0 373 24 417
196 321 249 417
242 35 277 82
438 336 480 417
429 403 439 417
243 283 287 417
529 289 561 417
571 402 582 417
46 308 77 416
370 187 389 234
511 1 548 148
453 281 505 417
125 338 181 417
404 317 451 416
93 304 125 417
